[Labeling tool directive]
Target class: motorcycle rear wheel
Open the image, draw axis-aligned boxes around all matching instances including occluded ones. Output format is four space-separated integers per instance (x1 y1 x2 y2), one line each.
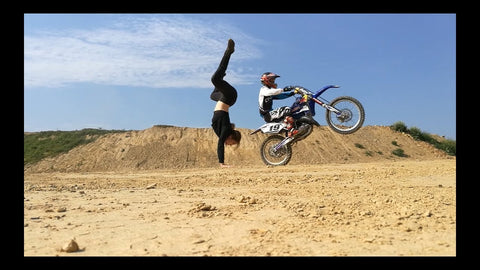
260 135 292 166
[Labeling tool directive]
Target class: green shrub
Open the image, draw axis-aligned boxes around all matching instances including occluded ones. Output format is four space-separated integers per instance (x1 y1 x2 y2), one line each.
437 139 456 156
392 148 408 157
24 128 130 165
354 143 365 149
390 121 408 133
390 121 456 156
409 126 428 141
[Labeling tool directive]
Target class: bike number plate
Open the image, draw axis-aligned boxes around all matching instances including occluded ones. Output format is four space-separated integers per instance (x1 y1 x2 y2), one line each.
260 122 286 134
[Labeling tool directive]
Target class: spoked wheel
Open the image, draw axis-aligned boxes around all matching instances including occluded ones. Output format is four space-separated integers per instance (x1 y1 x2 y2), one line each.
260 135 292 166
326 96 365 134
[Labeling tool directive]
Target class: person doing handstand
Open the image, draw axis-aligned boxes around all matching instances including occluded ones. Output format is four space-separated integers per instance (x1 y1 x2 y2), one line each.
210 39 242 168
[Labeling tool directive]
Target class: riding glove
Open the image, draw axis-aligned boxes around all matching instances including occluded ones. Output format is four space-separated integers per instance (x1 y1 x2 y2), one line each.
283 86 295 92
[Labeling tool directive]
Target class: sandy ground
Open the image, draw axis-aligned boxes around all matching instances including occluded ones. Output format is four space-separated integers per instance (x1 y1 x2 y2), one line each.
24 158 456 257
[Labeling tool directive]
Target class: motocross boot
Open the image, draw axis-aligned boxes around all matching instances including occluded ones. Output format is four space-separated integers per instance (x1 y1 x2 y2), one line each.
284 116 298 137
288 129 299 137
284 116 294 129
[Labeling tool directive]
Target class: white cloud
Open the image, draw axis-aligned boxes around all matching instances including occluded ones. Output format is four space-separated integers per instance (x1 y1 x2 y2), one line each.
24 15 263 89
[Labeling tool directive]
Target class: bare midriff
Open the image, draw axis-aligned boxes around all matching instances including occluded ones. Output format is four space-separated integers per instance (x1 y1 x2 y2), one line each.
214 101 230 112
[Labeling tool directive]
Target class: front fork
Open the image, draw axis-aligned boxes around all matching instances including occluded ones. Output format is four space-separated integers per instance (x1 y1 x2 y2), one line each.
273 136 294 152
312 97 341 115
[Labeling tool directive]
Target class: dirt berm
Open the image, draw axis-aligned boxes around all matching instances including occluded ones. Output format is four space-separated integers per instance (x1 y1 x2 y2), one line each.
24 125 450 173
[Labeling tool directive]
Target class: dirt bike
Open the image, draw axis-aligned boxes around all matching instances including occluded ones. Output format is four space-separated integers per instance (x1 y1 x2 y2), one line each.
250 85 365 166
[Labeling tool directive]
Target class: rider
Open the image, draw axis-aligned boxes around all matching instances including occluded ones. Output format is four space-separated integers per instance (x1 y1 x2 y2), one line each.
258 72 300 137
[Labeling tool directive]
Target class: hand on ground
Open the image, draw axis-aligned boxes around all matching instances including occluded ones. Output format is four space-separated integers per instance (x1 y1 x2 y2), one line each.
220 163 233 168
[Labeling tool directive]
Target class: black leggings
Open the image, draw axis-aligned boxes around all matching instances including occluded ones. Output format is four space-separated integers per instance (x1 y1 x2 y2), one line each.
210 51 237 106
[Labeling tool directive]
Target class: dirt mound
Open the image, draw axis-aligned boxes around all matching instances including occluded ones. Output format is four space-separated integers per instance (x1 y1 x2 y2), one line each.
24 125 451 173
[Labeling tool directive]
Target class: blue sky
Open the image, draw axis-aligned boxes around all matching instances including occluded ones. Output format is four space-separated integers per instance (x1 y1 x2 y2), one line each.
24 13 456 139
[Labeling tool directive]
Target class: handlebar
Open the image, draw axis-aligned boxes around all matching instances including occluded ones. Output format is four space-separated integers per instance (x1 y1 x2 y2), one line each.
292 85 341 99
294 87 312 96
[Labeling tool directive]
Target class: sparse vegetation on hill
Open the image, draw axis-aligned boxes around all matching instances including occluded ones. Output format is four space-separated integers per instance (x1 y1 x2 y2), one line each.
24 128 131 165
24 123 455 170
389 121 456 156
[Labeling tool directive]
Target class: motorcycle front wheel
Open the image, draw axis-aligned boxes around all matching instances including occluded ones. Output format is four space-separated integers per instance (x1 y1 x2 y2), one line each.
326 96 365 134
260 135 292 166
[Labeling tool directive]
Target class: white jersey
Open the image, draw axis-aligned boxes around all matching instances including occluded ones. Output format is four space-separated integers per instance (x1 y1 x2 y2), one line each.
258 85 285 115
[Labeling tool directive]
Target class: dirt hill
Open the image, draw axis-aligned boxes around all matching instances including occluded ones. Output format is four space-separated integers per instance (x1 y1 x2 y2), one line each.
24 125 451 173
